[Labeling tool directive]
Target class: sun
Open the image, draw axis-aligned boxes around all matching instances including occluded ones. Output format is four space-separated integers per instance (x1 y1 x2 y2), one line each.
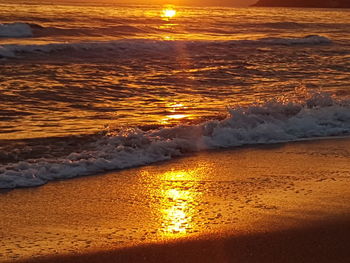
162 8 177 19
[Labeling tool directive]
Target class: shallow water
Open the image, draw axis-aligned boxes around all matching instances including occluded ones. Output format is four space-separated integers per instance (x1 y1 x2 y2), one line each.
0 2 350 188
1 3 350 139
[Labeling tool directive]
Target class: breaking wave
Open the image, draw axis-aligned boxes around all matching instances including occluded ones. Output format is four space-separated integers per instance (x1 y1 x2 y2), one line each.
0 21 151 40
1 91 349 189
0 35 332 58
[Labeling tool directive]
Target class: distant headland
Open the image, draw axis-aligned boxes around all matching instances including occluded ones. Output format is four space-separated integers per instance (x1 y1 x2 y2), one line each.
252 0 350 8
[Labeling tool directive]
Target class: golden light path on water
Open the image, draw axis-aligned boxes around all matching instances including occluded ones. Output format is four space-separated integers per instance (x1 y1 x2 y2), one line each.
159 6 179 40
159 102 196 124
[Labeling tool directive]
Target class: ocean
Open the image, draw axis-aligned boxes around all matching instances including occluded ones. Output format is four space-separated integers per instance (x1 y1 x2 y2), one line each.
0 1 349 188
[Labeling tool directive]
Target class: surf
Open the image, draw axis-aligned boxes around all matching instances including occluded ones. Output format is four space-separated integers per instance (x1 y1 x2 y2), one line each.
1 91 349 189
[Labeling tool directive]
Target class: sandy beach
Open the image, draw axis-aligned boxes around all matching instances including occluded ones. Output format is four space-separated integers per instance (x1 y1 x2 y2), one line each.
1 1 350 262
1 137 350 262
19 220 350 263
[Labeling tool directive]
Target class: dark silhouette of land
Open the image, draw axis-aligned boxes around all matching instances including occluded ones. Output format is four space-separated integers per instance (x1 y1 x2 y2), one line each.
253 0 350 8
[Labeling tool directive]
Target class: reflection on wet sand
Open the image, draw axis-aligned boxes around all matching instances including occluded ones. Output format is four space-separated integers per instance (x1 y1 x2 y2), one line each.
161 188 193 235
1 139 350 262
156 170 202 237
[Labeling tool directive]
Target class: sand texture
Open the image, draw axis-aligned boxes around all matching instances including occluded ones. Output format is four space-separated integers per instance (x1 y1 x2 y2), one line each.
1 138 350 262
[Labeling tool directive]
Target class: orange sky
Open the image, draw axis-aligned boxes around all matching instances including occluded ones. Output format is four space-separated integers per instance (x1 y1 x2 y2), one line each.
54 0 258 6
162 0 257 6
134 0 258 6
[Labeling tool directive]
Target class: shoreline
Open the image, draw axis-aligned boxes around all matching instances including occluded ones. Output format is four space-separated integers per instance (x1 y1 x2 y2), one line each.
1 134 349 190
1 138 350 262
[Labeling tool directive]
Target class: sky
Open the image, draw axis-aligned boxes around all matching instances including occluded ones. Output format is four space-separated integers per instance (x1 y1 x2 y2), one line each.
128 0 258 6
45 0 258 7
157 0 258 6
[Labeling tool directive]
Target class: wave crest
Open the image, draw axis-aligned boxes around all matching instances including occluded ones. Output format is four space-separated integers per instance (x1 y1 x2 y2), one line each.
0 22 33 38
0 91 349 189
0 35 332 58
260 35 332 45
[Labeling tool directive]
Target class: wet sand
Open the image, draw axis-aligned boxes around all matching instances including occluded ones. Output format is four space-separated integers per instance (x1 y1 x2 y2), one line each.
20 220 350 263
1 138 350 262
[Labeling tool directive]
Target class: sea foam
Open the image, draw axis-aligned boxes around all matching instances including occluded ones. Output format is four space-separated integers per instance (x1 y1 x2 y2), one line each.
0 22 33 38
0 92 349 189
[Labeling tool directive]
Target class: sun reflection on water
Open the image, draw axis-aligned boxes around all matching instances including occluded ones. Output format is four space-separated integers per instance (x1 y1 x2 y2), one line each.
158 102 194 124
159 6 178 40
161 113 194 124
166 114 188 120
162 7 177 19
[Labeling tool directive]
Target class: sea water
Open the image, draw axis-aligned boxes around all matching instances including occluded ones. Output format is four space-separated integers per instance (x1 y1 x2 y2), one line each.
0 1 349 188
